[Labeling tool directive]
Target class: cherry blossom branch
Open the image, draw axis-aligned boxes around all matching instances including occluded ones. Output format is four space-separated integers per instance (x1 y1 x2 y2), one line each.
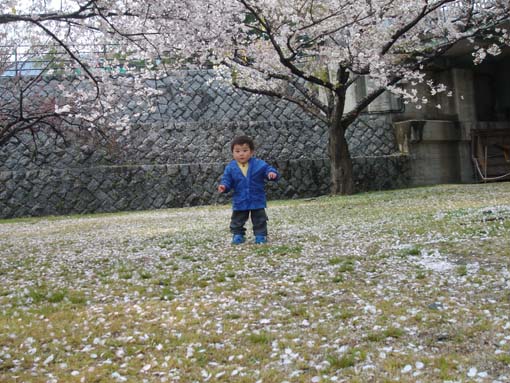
29 18 100 99
233 80 329 123
238 0 335 91
381 0 457 55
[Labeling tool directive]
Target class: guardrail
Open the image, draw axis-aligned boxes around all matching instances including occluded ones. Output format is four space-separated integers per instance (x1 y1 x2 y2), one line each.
0 44 154 77
2 1 505 77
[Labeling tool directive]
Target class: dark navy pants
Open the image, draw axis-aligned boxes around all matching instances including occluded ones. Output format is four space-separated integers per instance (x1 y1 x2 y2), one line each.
230 208 268 236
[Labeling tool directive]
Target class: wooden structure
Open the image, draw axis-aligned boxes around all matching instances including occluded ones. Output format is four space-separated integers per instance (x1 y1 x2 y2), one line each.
471 128 510 181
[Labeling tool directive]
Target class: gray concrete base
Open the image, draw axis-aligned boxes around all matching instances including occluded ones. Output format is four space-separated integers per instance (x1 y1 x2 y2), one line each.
394 120 475 186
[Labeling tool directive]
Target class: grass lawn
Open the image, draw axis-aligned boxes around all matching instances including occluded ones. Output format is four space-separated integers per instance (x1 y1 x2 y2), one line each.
1 183 510 383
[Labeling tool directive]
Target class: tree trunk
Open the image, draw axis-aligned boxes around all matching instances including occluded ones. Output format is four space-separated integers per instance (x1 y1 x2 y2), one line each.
328 120 354 195
326 68 354 195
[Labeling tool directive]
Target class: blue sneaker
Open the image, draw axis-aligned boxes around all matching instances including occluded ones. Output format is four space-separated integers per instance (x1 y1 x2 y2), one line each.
232 234 245 245
255 235 267 244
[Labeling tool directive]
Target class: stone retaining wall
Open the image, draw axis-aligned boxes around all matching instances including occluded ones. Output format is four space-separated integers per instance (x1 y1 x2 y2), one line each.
0 156 409 218
0 70 409 218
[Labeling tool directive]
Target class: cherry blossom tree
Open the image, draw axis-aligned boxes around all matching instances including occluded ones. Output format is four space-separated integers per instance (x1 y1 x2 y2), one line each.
149 0 509 194
2 1 510 194
0 1 163 147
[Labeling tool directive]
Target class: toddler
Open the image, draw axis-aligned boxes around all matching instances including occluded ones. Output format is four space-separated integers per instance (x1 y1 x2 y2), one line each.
218 136 279 244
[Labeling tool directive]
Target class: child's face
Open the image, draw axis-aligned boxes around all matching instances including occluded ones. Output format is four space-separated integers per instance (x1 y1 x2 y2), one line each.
232 143 254 165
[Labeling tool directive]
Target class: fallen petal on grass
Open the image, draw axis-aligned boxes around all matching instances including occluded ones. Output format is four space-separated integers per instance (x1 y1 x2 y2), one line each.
1 183 510 382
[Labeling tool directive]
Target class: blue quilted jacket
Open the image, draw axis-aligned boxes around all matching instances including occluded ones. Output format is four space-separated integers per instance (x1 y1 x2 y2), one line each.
220 157 279 211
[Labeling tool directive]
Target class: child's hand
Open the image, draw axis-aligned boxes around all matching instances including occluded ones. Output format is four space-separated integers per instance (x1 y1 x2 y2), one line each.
268 172 277 180
218 185 226 193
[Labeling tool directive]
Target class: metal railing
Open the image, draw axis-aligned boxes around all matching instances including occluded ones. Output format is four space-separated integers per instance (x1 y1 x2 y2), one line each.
0 44 159 77
2 0 505 77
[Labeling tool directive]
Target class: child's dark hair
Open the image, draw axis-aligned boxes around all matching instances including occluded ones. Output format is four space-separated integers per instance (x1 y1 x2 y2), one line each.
231 135 254 152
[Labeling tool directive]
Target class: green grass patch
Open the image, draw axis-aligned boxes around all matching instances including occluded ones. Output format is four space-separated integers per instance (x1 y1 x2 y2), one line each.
1 184 510 382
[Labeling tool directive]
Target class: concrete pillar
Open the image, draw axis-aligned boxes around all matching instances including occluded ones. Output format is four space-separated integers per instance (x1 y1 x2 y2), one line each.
365 77 401 113
394 120 462 186
452 68 477 183
343 77 358 114
452 68 477 122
